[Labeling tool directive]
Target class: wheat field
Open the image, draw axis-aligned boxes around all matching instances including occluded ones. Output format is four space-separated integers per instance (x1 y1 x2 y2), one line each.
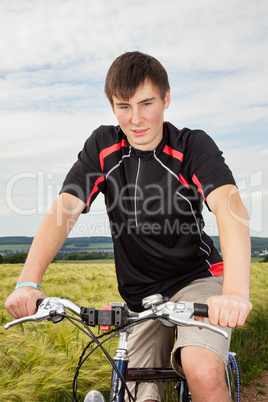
0 262 267 401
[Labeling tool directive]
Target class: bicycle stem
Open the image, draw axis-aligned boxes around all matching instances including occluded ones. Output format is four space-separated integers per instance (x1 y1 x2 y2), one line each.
109 331 130 402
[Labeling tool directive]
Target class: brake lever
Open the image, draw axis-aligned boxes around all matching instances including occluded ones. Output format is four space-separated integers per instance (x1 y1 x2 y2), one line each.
4 308 51 330
4 297 65 330
167 308 229 339
181 318 228 339
149 301 228 339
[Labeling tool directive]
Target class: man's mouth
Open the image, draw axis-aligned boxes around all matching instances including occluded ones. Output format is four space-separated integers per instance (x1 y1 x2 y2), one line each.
131 128 149 136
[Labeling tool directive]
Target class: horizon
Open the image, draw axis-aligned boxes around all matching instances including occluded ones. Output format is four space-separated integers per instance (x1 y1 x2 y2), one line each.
0 234 267 241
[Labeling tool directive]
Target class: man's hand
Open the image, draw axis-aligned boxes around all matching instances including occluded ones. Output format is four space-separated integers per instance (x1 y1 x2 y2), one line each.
5 287 47 319
206 294 252 328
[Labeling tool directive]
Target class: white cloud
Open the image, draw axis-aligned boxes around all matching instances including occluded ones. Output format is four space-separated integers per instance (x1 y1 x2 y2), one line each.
0 0 267 72
0 0 267 236
167 70 267 134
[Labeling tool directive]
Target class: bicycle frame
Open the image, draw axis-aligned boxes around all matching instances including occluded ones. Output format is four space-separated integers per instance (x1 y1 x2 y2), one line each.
109 332 129 402
87 331 238 402
85 328 184 402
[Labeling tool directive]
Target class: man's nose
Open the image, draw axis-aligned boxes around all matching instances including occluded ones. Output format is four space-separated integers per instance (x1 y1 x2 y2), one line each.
131 108 144 125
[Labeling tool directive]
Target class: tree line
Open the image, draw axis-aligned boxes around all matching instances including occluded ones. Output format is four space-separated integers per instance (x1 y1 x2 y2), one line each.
0 251 114 264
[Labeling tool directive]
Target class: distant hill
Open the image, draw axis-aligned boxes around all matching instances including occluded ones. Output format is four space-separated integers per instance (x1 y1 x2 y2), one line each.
0 236 113 246
0 236 34 245
0 236 113 256
0 235 267 255
207 236 267 254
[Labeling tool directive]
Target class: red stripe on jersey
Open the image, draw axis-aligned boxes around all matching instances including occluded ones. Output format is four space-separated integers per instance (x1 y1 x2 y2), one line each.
192 174 206 201
163 122 182 131
86 176 105 206
99 139 127 171
179 174 190 189
163 145 184 162
208 262 223 276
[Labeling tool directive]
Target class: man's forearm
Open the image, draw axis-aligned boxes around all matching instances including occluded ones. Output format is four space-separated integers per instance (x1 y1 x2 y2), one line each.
206 185 252 327
217 193 251 299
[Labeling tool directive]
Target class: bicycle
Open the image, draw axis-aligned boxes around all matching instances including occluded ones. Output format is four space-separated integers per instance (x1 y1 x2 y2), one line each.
5 294 240 401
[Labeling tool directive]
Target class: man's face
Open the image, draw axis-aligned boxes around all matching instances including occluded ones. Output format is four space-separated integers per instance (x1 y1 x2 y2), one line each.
112 80 170 151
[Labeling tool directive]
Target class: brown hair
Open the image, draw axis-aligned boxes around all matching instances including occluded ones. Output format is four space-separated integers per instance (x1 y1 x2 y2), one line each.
104 51 170 106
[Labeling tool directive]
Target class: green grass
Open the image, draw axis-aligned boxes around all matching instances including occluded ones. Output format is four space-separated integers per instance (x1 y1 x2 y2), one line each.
230 262 268 385
251 256 265 263
1 262 267 400
1 262 121 401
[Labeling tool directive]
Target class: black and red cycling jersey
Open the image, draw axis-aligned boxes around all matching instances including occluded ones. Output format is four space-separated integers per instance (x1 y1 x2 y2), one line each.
61 122 236 311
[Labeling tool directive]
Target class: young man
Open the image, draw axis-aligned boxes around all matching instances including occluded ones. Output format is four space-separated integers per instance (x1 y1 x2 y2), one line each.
5 52 252 401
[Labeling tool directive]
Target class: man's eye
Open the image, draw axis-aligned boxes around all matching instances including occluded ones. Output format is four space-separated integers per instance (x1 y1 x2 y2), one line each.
143 102 152 107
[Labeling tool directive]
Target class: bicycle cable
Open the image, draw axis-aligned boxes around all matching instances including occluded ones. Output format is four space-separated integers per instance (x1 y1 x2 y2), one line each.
63 314 134 402
60 314 122 401
71 314 159 402
58 311 162 401
74 322 134 402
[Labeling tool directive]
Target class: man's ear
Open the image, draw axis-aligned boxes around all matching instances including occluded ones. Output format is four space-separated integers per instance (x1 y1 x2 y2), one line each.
163 89 171 110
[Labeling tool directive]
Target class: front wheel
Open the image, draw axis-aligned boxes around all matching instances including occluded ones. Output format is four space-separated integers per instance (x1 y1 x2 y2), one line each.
84 390 106 402
226 353 240 401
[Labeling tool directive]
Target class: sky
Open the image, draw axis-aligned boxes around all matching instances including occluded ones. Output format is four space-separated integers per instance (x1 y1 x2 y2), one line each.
0 0 267 238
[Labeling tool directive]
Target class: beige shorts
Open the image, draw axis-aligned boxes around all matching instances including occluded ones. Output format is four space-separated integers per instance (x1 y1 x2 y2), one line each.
127 275 231 402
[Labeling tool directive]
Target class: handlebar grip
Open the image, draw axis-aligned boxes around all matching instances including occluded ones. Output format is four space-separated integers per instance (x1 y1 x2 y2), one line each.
36 299 44 308
193 303 208 317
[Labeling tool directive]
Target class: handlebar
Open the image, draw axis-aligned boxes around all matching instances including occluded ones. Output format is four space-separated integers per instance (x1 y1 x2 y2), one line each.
4 294 228 339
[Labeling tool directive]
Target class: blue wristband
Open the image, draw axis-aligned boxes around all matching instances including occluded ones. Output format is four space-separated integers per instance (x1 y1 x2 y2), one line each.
15 282 40 291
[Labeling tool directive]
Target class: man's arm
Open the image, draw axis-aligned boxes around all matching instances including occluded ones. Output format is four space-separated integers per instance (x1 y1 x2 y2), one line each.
206 184 252 328
5 193 86 319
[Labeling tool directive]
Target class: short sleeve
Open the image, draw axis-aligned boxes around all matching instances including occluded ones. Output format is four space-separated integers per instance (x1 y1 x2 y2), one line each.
185 130 236 200
60 129 106 213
